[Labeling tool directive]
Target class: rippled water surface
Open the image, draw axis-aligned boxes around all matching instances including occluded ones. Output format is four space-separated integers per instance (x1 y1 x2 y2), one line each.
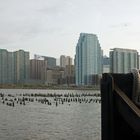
0 89 101 140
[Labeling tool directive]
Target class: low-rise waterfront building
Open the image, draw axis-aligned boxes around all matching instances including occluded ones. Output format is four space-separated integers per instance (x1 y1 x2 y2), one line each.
45 67 65 85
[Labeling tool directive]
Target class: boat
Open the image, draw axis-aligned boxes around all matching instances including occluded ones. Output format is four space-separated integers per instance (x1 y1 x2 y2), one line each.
101 70 140 140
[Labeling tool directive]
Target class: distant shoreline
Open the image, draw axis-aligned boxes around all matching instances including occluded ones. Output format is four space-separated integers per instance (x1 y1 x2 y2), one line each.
0 84 100 90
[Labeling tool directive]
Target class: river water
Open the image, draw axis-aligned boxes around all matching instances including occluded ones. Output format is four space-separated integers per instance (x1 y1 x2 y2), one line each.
0 89 101 140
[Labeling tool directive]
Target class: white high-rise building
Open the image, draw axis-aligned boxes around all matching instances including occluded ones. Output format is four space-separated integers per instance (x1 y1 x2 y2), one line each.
110 48 139 73
60 55 72 67
0 49 30 84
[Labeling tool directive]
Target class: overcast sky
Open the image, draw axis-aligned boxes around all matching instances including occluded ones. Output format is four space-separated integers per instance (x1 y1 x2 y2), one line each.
0 0 140 58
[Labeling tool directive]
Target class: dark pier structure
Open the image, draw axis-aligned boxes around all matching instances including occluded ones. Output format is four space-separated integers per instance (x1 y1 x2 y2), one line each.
101 72 140 140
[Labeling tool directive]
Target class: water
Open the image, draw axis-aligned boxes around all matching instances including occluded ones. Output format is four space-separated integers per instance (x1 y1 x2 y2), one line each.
0 89 101 140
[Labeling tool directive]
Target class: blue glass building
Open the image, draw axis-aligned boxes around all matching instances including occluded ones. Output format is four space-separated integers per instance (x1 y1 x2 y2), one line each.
75 33 102 86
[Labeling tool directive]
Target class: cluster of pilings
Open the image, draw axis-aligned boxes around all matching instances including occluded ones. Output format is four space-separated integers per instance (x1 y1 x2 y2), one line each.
0 92 101 107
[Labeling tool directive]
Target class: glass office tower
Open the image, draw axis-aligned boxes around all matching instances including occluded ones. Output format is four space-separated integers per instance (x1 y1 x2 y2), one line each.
75 33 102 86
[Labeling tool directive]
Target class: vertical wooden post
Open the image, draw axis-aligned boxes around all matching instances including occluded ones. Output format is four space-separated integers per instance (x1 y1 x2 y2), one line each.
101 73 115 140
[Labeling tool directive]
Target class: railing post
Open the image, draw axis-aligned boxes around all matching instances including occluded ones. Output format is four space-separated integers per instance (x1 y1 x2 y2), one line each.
101 73 115 140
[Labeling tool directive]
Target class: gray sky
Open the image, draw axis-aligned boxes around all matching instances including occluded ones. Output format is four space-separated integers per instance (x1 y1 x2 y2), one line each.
0 0 140 58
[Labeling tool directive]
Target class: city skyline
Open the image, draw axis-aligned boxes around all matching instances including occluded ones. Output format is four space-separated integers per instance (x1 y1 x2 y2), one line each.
0 46 139 85
1 0 140 58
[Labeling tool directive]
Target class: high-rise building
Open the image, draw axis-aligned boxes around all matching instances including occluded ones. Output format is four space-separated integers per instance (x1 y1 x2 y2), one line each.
66 56 72 66
110 48 139 73
0 49 30 84
44 56 56 69
60 55 72 67
0 49 14 84
34 54 56 69
60 55 66 68
60 55 74 85
75 33 102 85
64 65 75 85
14 50 30 83
103 55 110 73
30 59 47 81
